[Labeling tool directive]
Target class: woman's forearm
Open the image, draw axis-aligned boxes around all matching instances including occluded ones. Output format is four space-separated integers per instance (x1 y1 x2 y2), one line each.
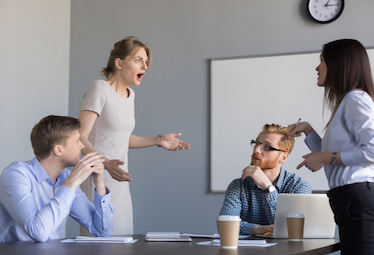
129 134 157 149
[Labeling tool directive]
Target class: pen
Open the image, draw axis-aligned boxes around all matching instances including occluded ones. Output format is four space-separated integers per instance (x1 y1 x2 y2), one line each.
286 118 301 140
291 118 301 131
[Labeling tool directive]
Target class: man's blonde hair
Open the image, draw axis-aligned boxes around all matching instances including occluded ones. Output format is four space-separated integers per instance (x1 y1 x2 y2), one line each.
260 124 294 153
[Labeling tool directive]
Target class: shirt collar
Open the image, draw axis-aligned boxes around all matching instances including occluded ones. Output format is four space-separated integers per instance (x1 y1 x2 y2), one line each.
30 157 51 183
274 167 286 189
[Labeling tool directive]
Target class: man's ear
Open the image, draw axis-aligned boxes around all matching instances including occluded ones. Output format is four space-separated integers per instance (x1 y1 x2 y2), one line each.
278 152 289 164
53 144 63 157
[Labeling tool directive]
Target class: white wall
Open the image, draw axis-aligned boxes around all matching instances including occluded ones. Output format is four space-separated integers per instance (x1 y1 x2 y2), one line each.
0 0 71 171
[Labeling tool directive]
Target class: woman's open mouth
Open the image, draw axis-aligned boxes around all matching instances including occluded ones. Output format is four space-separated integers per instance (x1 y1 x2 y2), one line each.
137 73 144 81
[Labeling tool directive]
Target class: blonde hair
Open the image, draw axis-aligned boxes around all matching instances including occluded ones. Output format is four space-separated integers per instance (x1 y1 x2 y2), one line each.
101 36 152 78
260 124 294 153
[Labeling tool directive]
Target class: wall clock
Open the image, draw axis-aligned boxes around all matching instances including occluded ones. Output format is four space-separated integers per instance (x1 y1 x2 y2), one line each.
307 0 344 24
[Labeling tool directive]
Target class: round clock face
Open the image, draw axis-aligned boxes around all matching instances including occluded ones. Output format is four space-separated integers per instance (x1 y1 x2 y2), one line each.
307 0 344 24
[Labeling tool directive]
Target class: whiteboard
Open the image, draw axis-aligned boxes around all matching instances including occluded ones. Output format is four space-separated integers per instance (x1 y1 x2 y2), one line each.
211 49 374 192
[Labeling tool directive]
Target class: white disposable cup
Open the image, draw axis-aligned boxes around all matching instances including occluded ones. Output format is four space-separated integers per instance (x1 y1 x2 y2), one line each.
217 215 241 249
286 213 305 241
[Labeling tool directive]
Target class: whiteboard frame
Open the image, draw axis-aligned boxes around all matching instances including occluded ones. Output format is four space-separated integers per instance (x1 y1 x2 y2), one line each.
210 49 374 193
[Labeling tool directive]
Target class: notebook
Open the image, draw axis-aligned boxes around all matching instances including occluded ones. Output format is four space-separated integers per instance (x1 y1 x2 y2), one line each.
74 236 134 243
257 193 336 239
145 232 192 242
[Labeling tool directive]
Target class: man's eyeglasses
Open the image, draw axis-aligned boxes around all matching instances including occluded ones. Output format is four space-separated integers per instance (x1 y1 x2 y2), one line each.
250 140 285 152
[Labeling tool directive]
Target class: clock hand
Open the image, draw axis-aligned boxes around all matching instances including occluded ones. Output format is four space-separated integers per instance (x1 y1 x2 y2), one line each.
324 0 331 8
324 1 339 9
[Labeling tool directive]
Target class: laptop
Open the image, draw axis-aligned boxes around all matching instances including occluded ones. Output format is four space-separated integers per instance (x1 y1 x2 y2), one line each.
257 193 336 239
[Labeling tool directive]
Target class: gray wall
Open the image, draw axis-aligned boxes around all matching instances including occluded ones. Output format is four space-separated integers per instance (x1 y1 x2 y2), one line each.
68 0 374 237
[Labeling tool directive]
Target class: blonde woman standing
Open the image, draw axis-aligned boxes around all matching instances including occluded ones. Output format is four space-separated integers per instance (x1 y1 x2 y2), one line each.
79 36 190 235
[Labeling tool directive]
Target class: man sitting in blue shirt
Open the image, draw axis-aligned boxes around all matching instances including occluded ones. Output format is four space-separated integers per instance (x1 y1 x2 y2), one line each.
0 115 114 242
219 124 312 236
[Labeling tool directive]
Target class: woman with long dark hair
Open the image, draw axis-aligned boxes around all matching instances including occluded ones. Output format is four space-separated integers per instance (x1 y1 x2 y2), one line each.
287 39 374 254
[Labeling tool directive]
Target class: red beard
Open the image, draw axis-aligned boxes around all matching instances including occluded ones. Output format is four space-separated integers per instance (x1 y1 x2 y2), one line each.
251 153 279 170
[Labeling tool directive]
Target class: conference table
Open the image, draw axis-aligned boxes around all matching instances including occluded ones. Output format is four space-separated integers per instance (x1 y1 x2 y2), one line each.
0 235 340 255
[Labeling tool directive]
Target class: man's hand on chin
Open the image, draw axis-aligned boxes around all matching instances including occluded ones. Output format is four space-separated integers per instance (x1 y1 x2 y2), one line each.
241 165 272 189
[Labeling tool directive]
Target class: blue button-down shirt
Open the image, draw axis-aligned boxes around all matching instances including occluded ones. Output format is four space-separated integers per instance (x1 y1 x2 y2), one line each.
0 157 114 242
219 168 312 235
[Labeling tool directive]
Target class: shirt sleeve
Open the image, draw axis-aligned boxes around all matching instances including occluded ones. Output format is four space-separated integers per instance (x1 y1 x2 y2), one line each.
304 130 322 152
219 180 255 235
262 191 278 227
69 186 114 237
80 81 106 115
340 93 374 166
0 168 75 242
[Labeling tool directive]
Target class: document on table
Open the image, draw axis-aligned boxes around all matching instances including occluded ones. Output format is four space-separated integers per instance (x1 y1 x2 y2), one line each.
196 239 277 247
145 232 191 242
61 236 137 243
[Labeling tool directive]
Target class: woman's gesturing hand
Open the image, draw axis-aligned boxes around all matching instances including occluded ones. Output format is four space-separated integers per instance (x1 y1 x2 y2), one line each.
159 133 190 151
104 159 132 182
297 152 333 172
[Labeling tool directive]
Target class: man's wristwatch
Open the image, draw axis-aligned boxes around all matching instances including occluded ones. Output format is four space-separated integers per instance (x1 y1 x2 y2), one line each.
262 185 276 193
331 152 337 165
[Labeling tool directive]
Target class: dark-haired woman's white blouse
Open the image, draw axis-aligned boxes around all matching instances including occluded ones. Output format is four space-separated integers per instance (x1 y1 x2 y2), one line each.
305 90 374 189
